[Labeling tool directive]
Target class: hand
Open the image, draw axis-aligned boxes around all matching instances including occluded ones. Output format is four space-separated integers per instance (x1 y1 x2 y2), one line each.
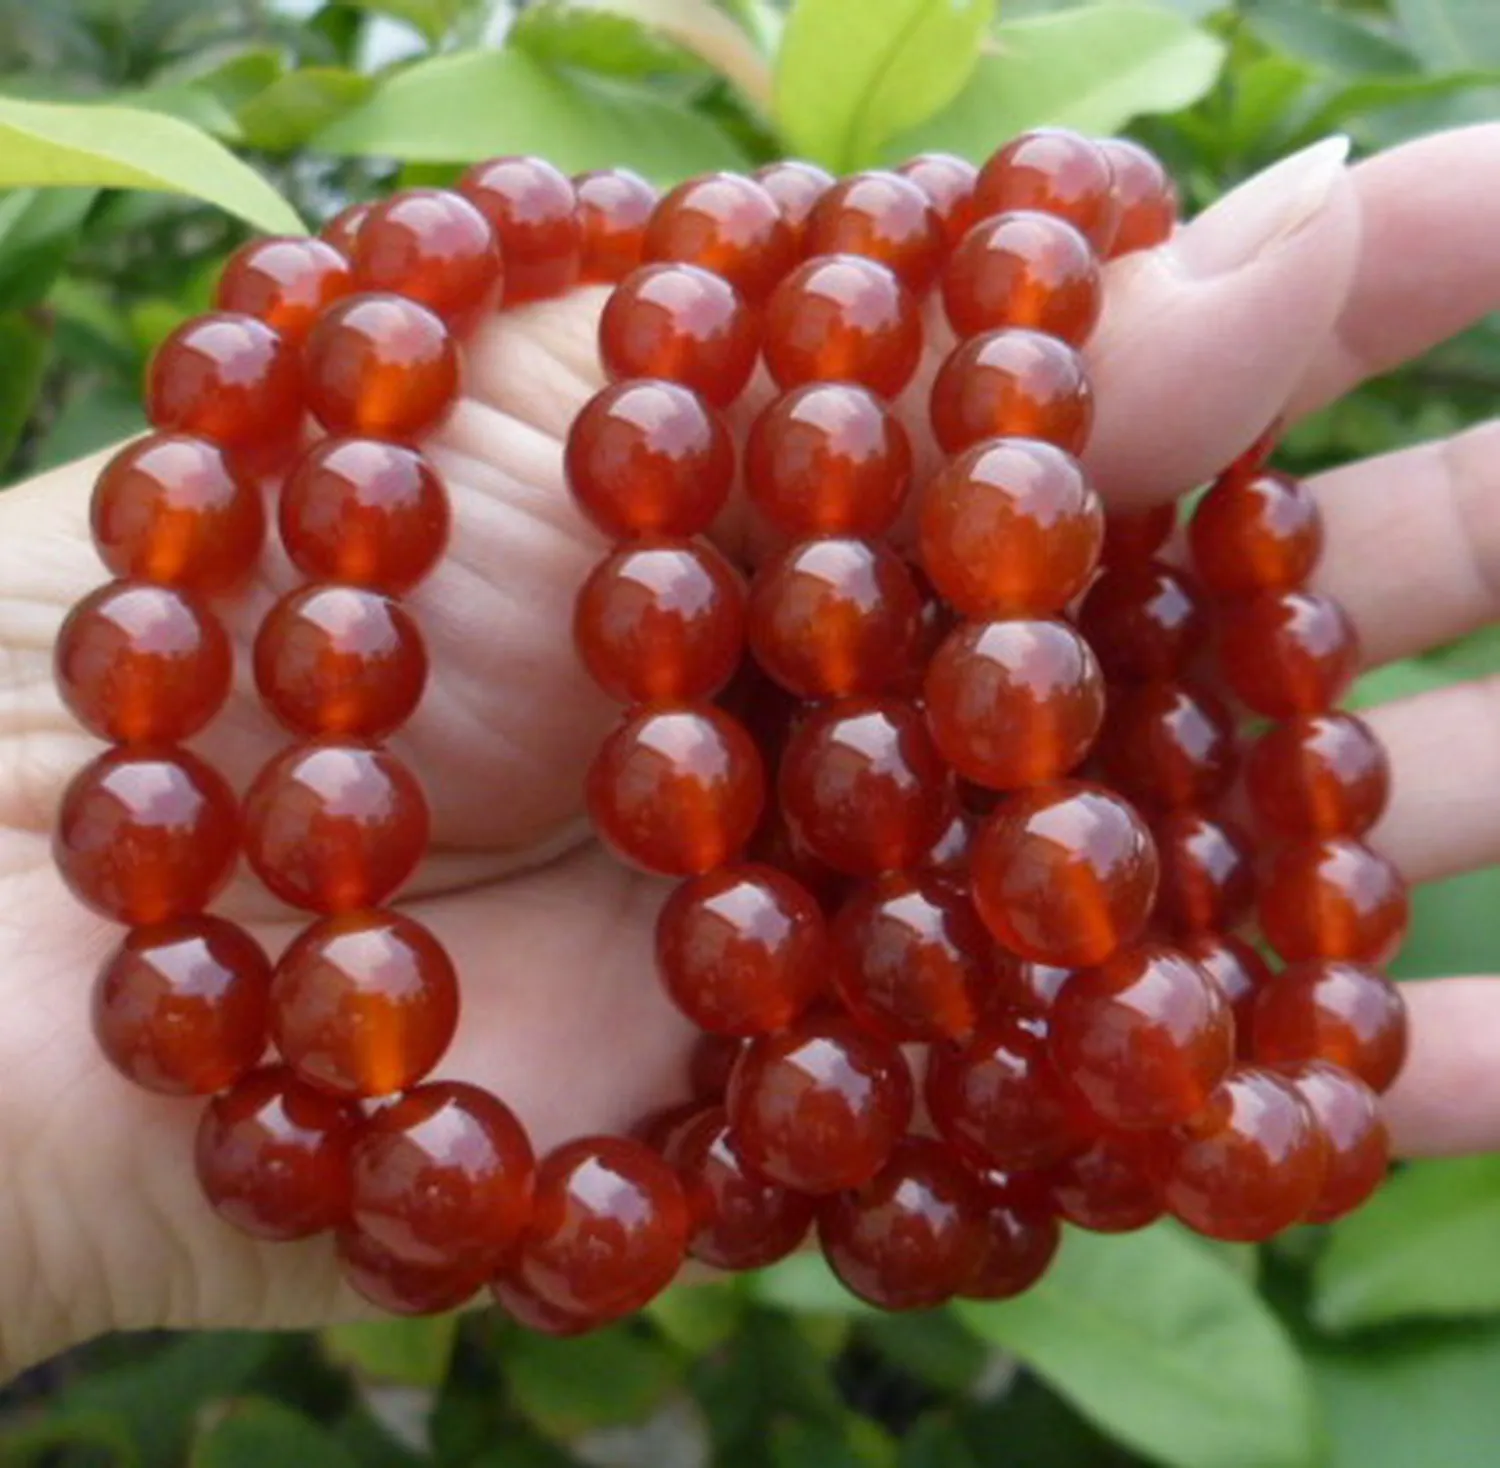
2 124 1499 1375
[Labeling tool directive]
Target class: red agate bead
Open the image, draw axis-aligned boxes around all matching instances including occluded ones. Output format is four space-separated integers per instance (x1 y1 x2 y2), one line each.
727 1012 913 1193
56 581 232 744
1101 504 1176 567
1189 469 1323 597
55 747 238 925
338 1230 490 1316
1164 1067 1325 1242
897 152 978 247
587 706 765 876
655 864 826 1034
599 264 758 407
992 951 1072 1016
1045 1129 1175 1233
492 1273 613 1338
805 170 945 293
243 743 429 913
688 1032 743 1101
1097 681 1237 810
1152 810 1255 935
215 237 351 345
919 438 1102 618
1217 591 1360 718
962 1182 1060 1299
1258 837 1409 964
575 540 745 703
1284 1061 1389 1223
280 438 450 594
322 202 372 258
1245 713 1390 838
974 129 1122 254
303 294 459 441
272 909 458 1098
644 172 795 303
575 167 657 282
350 1082 533 1268
1076 563 1205 682
972 781 1158 967
352 188 501 323
196 1066 359 1239
92 916 271 1096
764 255 921 397
753 160 834 248
1099 137 1178 257
1178 932 1271 1043
459 155 581 303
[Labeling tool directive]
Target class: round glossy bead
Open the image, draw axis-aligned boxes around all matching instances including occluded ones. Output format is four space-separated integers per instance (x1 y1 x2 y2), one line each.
924 807 976 878
55 747 238 924
930 328 1093 455
195 1066 360 1239
459 155 581 302
272 909 459 1098
147 312 302 449
752 159 834 248
303 294 459 440
748 537 922 699
91 434 265 593
919 439 1102 618
280 438 450 593
575 167 657 282
779 697 953 877
587 705 765 876
926 1014 1085 1170
492 1273 613 1338
322 202 372 257
819 1137 988 1311
1152 810 1255 935
745 383 912 538
1245 713 1390 838
763 255 921 397
1099 137 1178 257
728 1012 912 1194
512 1136 690 1317
92 916 271 1096
1076 563 1205 682
962 1181 1061 1299
688 1032 743 1101
1097 682 1237 810
254 585 427 740
992 950 1072 1016
1189 470 1323 597
215 236 351 344
599 264 757 407
1050 943 1234 1129
1217 591 1360 719
667 1106 815 1270
352 188 501 323
1251 960 1407 1092
830 874 992 1042
1284 1061 1389 1223
56 581 232 744
805 170 945 293
897 152 978 247
644 172 795 303
1258 837 1409 964
974 129 1121 254
943 211 1101 344
1101 504 1176 567
243 743 429 912
1165 1067 1325 1242
972 781 1158 967
337 1229 490 1316
575 539 745 702
1045 1129 1176 1233
1177 932 1271 1044
350 1082 534 1268
655 864 826 1034
924 618 1104 791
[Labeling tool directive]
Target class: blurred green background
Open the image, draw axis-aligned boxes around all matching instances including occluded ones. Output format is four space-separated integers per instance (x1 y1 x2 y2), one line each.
3 0 1500 1463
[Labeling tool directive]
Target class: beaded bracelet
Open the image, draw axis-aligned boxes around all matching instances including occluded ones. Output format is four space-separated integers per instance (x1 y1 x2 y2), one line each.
51 131 1406 1334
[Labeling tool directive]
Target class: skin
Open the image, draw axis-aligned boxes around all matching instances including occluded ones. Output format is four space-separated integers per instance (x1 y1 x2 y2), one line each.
4 125 1500 1374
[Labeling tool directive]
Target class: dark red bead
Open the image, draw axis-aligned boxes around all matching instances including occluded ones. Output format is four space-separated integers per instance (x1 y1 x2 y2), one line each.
352 187 501 323
1097 681 1237 810
644 172 795 303
1045 1128 1177 1233
961 1182 1061 1299
930 328 1093 455
1099 138 1177 257
805 171 945 293
1178 932 1271 1046
752 160 834 249
1100 504 1176 567
1283 1060 1389 1223
1077 563 1205 682
1189 469 1323 598
1245 713 1390 839
1257 837 1409 964
897 152 978 248
974 129 1121 253
1217 591 1360 719
338 1229 490 1316
1152 810 1255 935
215 236 352 345
575 167 657 283
460 155 581 303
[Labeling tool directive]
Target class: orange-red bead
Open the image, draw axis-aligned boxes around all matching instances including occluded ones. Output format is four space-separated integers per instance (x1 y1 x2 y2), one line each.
805 170 945 293
688 1032 743 1101
280 438 450 594
924 618 1104 791
254 585 427 740
763 255 921 397
779 697 953 877
56 581 232 744
459 155 581 303
972 781 1158 967
897 152 978 248
587 705 765 876
1284 1061 1389 1223
1178 931 1271 1043
1099 137 1178 257
1077 563 1205 682
303 293 459 440
962 1182 1060 1299
974 129 1121 254
1217 591 1360 719
1189 470 1323 597
644 171 795 303
322 201 372 257
745 383 912 539
215 237 352 345
575 540 745 702
752 159 834 248
92 916 271 1096
655 864 826 1035
919 438 1102 618
1258 837 1409 964
272 908 458 1097
352 187 502 324
1097 681 1237 810
55 747 239 925
599 264 758 407
492 1273 613 1338
1101 504 1176 567
1045 1129 1175 1233
930 328 1093 455
1152 810 1255 935
243 743 429 913
575 167 658 283
1245 713 1390 838
338 1229 490 1316
992 950 1072 1016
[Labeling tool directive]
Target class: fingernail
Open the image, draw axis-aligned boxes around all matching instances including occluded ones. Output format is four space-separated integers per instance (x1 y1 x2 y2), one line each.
1175 135 1351 279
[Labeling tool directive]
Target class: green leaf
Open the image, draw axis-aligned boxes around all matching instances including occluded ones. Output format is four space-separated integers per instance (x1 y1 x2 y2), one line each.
0 311 49 473
321 1314 459 1389
313 48 748 179
890 4 1227 162
1391 866 1500 979
191 1400 359 1468
29 383 145 476
1282 68 1500 150
647 1281 744 1352
772 1419 897 1468
0 95 304 234
0 1409 140 1467
899 1416 979 1468
342 0 470 45
1313 1156 1500 1332
954 1224 1320 1468
774 0 996 170
1243 0 1419 76
0 186 95 310
1394 0 1500 69
511 1 710 79
504 1321 683 1436
749 1251 878 1314
237 67 376 152
857 1310 989 1394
